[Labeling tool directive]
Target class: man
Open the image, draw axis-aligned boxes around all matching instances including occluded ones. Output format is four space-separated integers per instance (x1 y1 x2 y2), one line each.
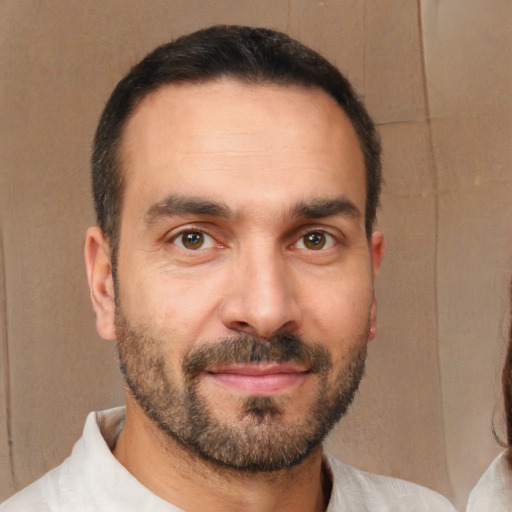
1 25 455 511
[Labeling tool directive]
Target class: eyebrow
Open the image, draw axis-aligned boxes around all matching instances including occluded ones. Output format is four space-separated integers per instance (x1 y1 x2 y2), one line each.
144 196 231 225
289 197 361 220
144 194 361 226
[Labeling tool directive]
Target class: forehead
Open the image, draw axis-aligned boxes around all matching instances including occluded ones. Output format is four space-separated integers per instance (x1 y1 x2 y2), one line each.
119 79 366 217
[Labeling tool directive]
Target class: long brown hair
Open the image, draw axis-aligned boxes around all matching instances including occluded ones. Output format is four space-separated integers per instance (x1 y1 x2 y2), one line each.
503 284 512 466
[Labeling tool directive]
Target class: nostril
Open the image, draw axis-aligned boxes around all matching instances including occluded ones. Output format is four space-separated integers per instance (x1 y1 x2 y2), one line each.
279 321 297 332
231 321 253 332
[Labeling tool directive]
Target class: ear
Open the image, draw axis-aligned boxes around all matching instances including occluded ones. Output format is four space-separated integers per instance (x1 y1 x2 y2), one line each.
368 231 385 341
84 226 117 341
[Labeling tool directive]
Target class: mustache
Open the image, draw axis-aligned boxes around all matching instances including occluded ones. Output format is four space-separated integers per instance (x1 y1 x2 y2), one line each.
182 332 332 378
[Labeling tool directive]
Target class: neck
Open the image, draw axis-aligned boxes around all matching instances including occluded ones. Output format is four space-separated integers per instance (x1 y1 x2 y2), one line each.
113 396 330 512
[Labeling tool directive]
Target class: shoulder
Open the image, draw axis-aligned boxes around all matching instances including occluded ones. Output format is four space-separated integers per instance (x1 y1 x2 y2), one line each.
0 460 71 511
0 408 126 512
466 451 512 512
1 407 180 511
325 453 456 512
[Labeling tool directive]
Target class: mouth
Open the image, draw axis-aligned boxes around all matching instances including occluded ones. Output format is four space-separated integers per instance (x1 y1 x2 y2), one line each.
204 363 310 396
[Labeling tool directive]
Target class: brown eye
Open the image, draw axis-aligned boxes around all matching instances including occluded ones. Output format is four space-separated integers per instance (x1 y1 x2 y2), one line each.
303 232 326 250
175 231 209 250
183 232 204 249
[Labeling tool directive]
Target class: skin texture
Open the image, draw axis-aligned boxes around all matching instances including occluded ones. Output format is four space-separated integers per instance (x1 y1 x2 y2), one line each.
85 79 384 512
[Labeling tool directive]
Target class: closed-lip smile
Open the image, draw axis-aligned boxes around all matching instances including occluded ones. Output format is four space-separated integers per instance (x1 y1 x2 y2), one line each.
205 363 309 395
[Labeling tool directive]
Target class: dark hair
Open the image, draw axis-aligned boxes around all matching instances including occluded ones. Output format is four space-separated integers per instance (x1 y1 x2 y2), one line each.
92 25 382 260
503 283 512 466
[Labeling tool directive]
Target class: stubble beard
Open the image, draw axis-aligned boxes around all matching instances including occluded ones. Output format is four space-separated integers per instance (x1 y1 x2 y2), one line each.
115 309 368 472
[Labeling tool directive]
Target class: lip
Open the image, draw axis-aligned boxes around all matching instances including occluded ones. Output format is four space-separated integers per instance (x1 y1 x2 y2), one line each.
204 363 309 396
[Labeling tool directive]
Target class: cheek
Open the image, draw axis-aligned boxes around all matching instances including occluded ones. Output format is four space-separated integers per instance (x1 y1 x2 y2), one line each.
301 273 374 334
120 269 226 343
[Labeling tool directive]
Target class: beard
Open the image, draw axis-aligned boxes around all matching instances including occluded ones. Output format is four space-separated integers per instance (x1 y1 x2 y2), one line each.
115 309 368 472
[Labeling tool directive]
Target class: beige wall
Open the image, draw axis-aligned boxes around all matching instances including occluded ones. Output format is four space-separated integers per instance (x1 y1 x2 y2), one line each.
1 1 510 510
422 1 512 507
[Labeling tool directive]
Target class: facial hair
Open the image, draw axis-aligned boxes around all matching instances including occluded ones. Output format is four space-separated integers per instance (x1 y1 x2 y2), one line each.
115 310 368 472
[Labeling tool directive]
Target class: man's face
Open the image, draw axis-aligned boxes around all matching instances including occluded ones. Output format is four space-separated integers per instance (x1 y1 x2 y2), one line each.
94 79 383 470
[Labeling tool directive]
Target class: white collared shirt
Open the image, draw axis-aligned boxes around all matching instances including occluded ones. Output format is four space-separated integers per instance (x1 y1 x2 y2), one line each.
1 407 456 511
466 451 512 511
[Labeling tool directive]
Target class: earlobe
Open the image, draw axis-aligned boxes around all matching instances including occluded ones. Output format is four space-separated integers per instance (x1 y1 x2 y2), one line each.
369 231 385 341
84 226 117 341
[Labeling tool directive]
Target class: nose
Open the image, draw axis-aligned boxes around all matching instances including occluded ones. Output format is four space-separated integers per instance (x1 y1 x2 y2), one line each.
220 246 302 339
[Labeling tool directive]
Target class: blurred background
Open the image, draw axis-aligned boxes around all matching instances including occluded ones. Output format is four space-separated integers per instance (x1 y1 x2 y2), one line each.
1 1 511 510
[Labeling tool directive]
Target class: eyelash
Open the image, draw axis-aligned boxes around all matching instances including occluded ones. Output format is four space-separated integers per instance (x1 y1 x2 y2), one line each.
169 229 219 251
292 229 338 251
166 226 341 253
